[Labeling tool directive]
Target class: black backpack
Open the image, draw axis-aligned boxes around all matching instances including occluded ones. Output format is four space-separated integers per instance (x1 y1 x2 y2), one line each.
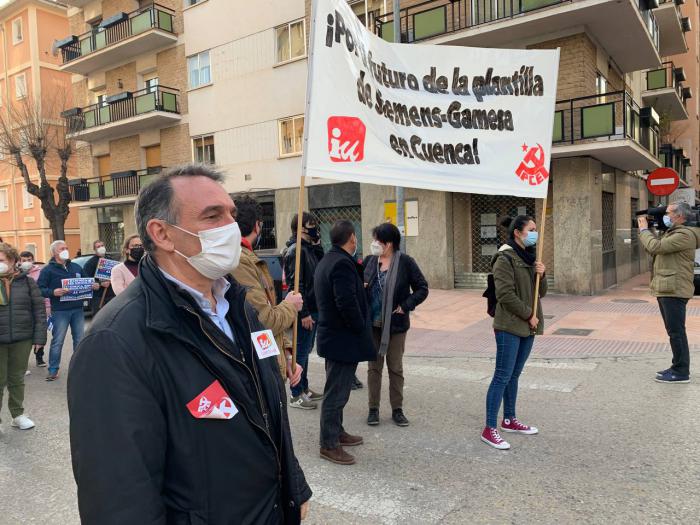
482 252 514 318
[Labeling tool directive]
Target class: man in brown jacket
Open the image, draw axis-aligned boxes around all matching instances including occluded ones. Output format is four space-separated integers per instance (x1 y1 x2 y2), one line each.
232 196 304 384
639 201 700 384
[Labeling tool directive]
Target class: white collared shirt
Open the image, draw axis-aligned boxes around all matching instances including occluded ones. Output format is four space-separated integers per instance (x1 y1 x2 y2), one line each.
160 269 235 342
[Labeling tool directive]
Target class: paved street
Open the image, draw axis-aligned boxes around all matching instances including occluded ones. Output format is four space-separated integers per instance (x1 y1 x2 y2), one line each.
2 275 700 524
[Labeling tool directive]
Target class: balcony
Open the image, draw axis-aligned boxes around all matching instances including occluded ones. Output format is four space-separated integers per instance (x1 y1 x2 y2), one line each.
654 0 688 56
63 86 181 143
62 0 93 6
551 91 661 171
642 62 690 121
375 0 661 72
69 168 164 204
659 144 691 185
57 4 176 76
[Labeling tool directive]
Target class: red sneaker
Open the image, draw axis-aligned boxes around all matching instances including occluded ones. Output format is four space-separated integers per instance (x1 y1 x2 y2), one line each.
481 426 510 450
501 418 538 435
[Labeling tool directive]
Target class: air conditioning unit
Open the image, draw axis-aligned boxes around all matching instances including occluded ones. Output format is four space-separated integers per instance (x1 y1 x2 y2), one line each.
682 86 692 100
674 67 686 82
681 17 692 32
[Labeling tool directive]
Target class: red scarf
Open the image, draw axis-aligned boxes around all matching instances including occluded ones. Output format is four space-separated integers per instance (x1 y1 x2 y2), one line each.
241 238 253 251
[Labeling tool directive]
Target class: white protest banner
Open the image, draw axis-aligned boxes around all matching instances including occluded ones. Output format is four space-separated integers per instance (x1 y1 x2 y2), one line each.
94 258 119 280
304 0 560 198
60 278 94 302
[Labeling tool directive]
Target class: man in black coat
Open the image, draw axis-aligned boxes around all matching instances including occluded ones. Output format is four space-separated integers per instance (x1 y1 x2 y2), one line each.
314 220 376 465
81 239 115 315
68 165 311 524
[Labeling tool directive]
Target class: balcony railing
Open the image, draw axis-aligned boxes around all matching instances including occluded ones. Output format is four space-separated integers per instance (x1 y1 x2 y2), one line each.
374 0 659 49
552 91 659 158
63 86 179 134
59 3 174 64
69 167 164 202
645 61 686 100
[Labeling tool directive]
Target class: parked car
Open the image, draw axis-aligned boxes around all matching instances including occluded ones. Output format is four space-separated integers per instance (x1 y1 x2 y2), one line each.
256 252 284 304
71 255 96 317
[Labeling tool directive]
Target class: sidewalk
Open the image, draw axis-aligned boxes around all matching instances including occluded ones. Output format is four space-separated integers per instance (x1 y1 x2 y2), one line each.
406 272 700 359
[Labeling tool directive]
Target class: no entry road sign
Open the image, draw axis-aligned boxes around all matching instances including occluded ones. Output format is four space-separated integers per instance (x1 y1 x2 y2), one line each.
646 167 680 196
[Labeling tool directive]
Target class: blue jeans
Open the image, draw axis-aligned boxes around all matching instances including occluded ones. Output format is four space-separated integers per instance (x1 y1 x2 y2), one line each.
485 330 535 428
291 313 318 397
49 308 85 375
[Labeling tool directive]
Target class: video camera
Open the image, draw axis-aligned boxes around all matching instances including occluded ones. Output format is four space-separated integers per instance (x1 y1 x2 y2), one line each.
633 204 700 231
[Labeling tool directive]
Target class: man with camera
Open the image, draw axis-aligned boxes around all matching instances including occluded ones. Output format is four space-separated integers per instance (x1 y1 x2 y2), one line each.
638 201 700 384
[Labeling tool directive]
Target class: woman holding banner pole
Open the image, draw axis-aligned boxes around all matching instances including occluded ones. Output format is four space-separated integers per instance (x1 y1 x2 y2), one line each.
482 215 546 450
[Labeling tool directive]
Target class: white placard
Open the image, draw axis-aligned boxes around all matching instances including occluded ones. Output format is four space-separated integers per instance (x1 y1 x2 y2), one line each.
304 0 559 198
250 330 281 360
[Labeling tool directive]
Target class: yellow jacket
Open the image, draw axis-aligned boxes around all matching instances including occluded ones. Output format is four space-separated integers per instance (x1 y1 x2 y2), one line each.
232 246 296 378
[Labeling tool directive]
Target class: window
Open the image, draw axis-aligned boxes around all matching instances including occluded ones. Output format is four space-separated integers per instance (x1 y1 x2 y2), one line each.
12 18 22 44
193 135 215 164
22 186 33 209
596 73 608 95
15 73 26 99
188 51 211 89
145 76 159 94
0 188 8 211
24 243 36 256
276 20 306 64
278 116 304 156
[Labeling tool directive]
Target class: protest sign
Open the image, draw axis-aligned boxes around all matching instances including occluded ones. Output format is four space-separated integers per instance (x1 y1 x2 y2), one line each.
94 258 119 280
60 278 94 302
304 0 560 198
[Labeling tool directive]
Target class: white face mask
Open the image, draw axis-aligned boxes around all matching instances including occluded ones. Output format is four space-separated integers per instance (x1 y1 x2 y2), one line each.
370 241 384 257
172 222 242 280
0 262 9 275
96 246 107 256
20 261 33 272
59 249 70 261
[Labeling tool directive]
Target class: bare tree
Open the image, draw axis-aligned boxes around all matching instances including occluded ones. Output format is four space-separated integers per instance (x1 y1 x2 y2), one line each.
0 93 80 241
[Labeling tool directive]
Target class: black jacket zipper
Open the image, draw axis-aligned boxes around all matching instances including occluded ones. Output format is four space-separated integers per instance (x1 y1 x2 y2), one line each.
184 307 283 477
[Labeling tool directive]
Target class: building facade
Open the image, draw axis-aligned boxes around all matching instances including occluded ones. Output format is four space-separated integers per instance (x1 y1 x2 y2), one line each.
0 0 80 262
58 0 190 257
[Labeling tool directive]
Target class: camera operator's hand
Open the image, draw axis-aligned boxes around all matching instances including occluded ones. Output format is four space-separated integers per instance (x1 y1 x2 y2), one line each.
637 216 648 230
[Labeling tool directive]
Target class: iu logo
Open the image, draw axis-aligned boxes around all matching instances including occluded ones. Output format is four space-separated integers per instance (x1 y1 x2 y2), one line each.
327 116 366 163
515 143 549 186
257 333 272 350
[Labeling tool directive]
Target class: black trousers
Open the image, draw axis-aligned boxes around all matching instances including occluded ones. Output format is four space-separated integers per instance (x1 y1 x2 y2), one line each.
320 359 358 449
658 297 690 376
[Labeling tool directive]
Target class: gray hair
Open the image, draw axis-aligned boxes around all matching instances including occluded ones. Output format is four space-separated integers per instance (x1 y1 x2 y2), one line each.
49 240 66 256
135 164 224 252
671 201 693 221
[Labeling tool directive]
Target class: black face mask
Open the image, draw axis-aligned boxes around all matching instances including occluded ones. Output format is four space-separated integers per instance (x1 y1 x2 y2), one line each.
130 247 145 262
306 227 319 241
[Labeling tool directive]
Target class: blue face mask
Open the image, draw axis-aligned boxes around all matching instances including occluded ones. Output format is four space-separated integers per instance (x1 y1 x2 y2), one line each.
663 215 673 228
523 231 539 247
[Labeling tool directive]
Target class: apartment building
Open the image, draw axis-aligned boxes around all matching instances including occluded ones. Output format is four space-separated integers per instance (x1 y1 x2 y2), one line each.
0 0 80 262
57 0 190 257
314 0 698 293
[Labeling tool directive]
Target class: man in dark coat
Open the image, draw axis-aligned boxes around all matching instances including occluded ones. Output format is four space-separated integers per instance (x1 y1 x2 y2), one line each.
68 164 311 524
81 239 115 315
314 220 376 465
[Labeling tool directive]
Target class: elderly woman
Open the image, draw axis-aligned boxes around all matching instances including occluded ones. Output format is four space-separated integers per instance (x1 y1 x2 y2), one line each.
0 243 47 430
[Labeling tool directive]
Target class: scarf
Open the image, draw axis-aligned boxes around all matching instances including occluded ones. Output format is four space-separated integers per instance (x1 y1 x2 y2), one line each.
507 239 536 266
125 259 139 277
378 251 401 357
0 273 16 306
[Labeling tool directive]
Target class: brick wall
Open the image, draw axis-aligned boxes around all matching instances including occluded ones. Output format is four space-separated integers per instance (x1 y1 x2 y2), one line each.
157 44 187 113
109 136 140 172
160 123 191 168
102 0 138 20
68 12 84 36
157 0 184 35
105 63 137 96
529 33 597 101
72 78 88 108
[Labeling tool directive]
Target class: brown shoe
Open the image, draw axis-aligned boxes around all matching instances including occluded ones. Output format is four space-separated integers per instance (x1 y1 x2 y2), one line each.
339 431 363 446
320 447 356 465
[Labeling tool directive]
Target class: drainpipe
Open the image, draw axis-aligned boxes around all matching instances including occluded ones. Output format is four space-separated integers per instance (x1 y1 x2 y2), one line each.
0 23 18 244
